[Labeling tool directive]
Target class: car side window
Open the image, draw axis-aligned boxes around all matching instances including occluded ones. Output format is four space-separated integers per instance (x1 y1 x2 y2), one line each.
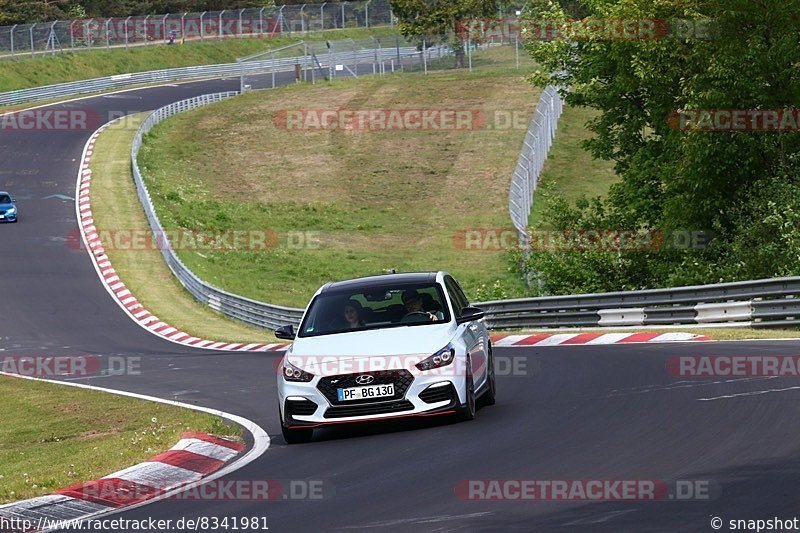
444 277 466 317
452 279 471 308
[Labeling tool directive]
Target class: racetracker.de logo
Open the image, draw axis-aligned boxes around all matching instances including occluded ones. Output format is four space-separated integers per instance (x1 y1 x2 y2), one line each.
454 17 713 41
453 228 713 252
455 479 715 501
61 479 328 504
667 356 800 377
668 109 800 132
0 355 140 377
67 228 280 252
0 109 102 131
273 109 487 131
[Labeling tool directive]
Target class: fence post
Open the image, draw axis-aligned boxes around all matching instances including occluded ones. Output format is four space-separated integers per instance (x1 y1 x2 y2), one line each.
162 14 169 43
422 37 427 74
10 25 16 55
278 6 285 34
218 11 224 39
328 39 335 79
29 24 34 57
259 7 265 35
396 34 401 71
238 8 244 37
341 2 346 28
200 12 205 39
320 3 326 30
69 21 75 49
364 0 370 28
143 15 149 42
125 16 131 49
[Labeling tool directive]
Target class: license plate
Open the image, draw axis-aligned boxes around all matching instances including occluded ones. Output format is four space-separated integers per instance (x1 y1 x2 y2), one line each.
337 383 395 401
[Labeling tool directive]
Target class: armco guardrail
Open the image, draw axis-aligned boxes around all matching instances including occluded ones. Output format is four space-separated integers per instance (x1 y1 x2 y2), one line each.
0 42 421 106
131 92 305 330
475 277 800 329
508 85 564 248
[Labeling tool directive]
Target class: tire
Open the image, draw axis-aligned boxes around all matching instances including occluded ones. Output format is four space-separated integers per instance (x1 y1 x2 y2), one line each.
480 344 496 407
459 356 476 421
280 410 313 444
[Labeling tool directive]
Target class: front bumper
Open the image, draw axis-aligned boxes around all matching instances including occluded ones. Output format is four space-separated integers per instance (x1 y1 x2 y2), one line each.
279 370 465 428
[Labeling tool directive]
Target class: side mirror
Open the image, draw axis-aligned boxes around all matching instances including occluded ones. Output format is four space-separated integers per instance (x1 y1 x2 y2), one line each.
275 324 296 340
456 306 485 325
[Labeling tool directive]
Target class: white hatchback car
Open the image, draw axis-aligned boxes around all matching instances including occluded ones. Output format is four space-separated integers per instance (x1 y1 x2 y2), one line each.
275 271 496 443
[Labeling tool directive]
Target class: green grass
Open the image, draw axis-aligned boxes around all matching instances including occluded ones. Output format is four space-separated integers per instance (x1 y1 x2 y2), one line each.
138 45 536 307
0 27 399 93
530 104 618 227
90 115 276 342
0 375 241 503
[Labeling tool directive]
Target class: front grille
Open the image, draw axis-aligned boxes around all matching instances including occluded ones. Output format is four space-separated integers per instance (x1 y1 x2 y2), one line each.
324 400 414 418
317 369 414 406
285 398 318 417
419 383 455 404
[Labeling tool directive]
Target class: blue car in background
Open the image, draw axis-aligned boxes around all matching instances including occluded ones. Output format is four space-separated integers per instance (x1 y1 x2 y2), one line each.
0 192 18 222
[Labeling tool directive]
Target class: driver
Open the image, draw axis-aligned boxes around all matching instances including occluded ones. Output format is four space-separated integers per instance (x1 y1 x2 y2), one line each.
401 289 442 322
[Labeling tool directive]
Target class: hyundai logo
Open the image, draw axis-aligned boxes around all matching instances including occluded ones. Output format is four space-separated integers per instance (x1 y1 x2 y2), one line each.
355 375 375 385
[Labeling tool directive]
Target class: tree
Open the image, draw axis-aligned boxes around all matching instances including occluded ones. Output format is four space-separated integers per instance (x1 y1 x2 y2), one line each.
390 0 509 67
522 0 800 292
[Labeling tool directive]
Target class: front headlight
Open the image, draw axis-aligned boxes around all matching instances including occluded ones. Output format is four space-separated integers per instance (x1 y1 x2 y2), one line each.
7 207 16 215
416 344 456 371
281 359 314 382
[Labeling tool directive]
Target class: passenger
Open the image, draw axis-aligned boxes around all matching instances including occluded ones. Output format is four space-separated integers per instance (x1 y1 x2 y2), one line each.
343 299 366 329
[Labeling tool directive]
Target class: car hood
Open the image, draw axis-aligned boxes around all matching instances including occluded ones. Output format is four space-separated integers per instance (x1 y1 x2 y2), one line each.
291 324 455 356
0 202 13 210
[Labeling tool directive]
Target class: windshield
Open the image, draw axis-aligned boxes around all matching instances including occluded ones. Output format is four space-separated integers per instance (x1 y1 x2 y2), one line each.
298 282 451 338
0 195 11 204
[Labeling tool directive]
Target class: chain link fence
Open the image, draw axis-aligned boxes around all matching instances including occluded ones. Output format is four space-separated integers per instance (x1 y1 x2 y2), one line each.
0 0 394 58
508 85 565 249
237 36 451 89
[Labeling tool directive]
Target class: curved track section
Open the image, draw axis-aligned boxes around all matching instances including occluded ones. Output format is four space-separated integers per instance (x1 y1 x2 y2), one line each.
2 70 800 533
